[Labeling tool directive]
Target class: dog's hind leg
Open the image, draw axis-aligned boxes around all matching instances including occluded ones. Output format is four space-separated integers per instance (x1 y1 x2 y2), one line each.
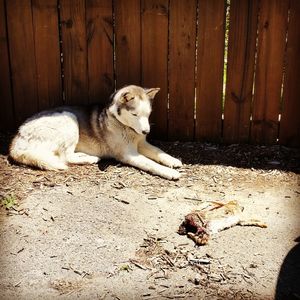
66 152 100 165
36 154 68 170
10 147 68 170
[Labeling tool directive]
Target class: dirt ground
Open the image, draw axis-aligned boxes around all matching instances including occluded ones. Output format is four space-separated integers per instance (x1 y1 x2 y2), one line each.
0 132 299 300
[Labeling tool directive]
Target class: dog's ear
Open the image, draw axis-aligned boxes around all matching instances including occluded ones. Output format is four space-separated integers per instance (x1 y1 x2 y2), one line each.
145 88 160 100
120 92 134 103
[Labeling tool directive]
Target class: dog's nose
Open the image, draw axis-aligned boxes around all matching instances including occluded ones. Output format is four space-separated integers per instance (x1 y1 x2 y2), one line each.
142 130 149 135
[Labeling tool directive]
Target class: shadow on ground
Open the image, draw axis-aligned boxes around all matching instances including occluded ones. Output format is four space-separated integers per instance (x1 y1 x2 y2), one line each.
275 237 300 300
154 140 300 174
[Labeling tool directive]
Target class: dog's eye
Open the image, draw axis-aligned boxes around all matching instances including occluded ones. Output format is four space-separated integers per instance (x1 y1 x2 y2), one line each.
131 113 138 117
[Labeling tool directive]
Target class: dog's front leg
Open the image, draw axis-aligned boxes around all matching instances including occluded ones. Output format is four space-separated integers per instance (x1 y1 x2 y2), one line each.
138 141 182 168
120 149 181 180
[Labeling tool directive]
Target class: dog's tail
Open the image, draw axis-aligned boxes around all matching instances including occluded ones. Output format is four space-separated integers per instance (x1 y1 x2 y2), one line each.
9 137 68 171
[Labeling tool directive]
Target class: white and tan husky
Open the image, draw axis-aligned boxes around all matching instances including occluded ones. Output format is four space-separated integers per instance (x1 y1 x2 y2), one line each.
9 85 182 180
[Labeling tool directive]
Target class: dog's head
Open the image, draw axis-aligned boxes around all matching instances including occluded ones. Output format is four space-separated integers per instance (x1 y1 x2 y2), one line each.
109 85 160 135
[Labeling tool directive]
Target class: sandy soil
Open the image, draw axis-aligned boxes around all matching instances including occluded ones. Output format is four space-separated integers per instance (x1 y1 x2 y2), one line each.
0 134 299 299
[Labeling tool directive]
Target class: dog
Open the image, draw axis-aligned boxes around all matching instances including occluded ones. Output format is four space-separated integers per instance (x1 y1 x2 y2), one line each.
9 85 182 180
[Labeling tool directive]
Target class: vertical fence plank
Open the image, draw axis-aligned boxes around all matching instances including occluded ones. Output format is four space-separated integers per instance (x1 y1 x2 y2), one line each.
6 0 38 125
141 0 168 139
279 0 300 147
251 0 289 145
32 0 62 111
169 0 197 140
115 0 141 88
223 0 258 144
60 0 88 105
196 0 225 142
0 0 14 130
86 0 114 103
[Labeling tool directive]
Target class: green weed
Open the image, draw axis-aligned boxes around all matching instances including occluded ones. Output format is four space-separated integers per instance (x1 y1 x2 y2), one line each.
1 194 17 210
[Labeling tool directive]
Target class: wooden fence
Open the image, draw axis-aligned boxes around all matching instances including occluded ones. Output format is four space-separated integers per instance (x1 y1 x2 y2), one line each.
0 0 299 146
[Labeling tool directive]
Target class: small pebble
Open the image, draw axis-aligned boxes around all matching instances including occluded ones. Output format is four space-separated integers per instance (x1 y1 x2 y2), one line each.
194 274 201 285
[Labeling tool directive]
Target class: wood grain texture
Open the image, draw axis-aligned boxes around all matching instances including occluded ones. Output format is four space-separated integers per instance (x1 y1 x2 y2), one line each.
6 0 38 125
60 0 88 105
0 0 299 146
279 0 300 147
168 0 197 140
223 0 258 143
141 0 168 139
0 0 14 130
86 0 114 104
32 0 62 110
195 0 225 142
251 0 289 144
114 0 141 88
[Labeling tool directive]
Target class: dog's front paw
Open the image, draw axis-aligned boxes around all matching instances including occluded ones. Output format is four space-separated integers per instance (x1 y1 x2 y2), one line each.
163 168 181 180
170 157 182 168
162 156 182 168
